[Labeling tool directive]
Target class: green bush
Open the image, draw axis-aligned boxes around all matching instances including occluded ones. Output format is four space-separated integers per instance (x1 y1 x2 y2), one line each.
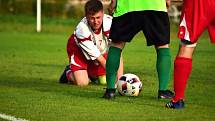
0 0 85 19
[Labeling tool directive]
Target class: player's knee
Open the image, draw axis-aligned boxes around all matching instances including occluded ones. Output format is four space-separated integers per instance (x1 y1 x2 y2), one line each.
177 45 194 58
156 44 169 48
76 80 89 86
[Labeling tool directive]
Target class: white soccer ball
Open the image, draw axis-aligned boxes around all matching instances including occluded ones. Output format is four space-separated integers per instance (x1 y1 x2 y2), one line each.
117 73 142 96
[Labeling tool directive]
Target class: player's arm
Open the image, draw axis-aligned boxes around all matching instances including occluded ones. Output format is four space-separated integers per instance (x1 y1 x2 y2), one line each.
96 55 106 69
78 40 101 60
97 53 123 78
108 0 117 15
75 22 102 60
79 40 107 68
117 53 123 80
166 0 171 9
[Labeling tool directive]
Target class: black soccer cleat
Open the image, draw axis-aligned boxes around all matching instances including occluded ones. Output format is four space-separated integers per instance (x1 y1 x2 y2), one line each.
59 65 70 83
158 90 174 99
166 99 185 109
102 88 116 99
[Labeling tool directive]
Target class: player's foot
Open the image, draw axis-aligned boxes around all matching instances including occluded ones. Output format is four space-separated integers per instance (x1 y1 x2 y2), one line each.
90 77 99 84
59 65 70 83
158 90 174 99
166 99 185 109
102 88 116 99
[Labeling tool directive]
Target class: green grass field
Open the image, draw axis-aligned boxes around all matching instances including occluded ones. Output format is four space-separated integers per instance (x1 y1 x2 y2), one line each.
0 15 215 121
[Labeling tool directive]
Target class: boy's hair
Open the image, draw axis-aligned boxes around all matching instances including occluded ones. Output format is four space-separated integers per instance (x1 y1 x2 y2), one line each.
85 0 103 15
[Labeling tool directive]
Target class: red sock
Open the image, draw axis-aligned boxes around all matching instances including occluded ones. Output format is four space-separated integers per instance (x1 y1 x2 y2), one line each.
66 70 72 80
173 57 192 102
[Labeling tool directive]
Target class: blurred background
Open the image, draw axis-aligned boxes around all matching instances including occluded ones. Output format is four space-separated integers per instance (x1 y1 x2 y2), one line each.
0 0 111 19
0 0 182 23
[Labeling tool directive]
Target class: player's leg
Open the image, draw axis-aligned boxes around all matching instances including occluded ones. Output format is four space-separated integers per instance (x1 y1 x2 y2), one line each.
208 19 215 44
156 44 173 99
67 49 89 86
166 43 195 109
142 10 173 98
103 12 138 99
100 52 123 86
72 70 90 86
117 54 124 80
59 64 89 86
59 65 71 83
59 34 76 84
62 65 89 86
174 44 194 100
172 3 214 99
103 42 125 99
87 59 107 85
166 0 214 109
106 42 125 88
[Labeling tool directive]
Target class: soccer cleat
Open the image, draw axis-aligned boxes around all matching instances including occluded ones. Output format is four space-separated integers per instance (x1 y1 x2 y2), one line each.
166 99 185 109
89 77 99 84
102 88 116 99
158 90 174 99
59 65 70 83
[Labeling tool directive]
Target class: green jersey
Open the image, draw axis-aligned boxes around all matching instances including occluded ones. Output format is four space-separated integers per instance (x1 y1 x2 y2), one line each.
113 0 167 17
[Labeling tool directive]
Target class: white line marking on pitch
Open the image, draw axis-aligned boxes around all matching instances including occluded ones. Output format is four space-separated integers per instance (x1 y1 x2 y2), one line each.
0 113 29 121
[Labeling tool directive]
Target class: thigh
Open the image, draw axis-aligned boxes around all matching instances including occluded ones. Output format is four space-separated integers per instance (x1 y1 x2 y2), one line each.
67 34 76 61
177 44 195 58
87 60 106 78
70 49 87 72
109 12 141 43
208 20 215 43
178 0 211 43
141 11 170 46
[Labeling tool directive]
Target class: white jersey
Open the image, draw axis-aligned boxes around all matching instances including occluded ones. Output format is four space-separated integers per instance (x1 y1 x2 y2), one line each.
74 14 112 60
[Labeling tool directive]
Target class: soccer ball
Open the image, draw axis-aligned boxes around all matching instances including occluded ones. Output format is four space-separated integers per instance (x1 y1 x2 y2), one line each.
117 73 142 96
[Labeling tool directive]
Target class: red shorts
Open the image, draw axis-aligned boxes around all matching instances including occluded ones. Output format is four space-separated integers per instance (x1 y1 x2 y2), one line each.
178 0 215 43
66 35 106 78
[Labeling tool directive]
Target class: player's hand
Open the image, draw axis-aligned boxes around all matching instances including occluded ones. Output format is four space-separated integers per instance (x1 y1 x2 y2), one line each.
108 0 116 16
166 0 171 9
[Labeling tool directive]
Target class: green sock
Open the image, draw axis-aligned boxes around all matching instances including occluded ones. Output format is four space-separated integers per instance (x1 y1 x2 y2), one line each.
106 46 121 89
156 48 171 90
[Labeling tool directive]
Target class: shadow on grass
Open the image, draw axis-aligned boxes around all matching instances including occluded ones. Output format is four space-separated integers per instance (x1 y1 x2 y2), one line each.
0 75 102 97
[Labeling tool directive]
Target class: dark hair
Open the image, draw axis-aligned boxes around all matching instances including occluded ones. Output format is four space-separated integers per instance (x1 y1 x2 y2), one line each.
85 0 103 15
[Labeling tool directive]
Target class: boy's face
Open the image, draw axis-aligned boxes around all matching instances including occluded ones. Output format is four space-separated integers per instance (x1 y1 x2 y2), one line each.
86 10 104 31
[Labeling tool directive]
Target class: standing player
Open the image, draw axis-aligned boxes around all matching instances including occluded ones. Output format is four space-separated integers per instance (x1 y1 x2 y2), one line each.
59 0 123 86
103 0 174 99
166 0 215 109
